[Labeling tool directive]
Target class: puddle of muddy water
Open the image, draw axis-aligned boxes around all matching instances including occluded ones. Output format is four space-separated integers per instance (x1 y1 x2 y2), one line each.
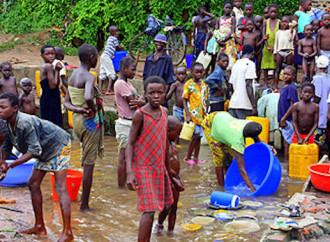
0 136 304 241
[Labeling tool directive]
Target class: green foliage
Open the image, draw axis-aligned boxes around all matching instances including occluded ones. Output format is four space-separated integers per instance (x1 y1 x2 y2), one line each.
0 0 300 51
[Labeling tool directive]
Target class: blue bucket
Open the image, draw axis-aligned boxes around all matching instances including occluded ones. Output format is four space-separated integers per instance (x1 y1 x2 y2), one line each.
210 191 240 209
113 51 128 72
0 159 36 187
185 54 193 69
224 143 282 196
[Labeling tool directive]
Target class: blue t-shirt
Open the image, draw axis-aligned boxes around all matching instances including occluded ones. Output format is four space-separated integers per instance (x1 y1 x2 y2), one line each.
278 83 298 122
204 65 230 102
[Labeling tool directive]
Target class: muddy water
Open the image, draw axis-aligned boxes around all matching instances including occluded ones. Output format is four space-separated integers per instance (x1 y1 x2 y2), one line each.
4 136 304 241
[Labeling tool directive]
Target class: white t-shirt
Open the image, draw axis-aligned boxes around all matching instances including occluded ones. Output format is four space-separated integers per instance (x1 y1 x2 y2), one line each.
273 29 295 54
229 58 257 110
52 59 66 77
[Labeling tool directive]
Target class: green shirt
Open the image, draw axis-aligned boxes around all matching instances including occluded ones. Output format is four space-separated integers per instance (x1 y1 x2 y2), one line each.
211 112 251 154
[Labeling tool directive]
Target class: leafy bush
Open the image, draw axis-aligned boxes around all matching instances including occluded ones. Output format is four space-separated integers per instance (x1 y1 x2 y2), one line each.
0 0 300 52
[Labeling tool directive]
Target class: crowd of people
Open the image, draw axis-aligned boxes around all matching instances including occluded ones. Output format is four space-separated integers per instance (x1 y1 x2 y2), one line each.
0 0 329 241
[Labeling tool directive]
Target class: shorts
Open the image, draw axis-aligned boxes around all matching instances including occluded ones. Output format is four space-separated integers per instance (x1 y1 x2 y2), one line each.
278 50 292 58
194 124 203 137
281 121 294 145
229 109 252 119
34 142 71 171
173 105 184 123
115 118 132 149
99 53 116 81
210 102 224 112
292 132 315 144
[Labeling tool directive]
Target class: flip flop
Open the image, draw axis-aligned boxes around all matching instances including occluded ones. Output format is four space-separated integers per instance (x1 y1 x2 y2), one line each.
197 160 206 164
103 91 115 95
269 221 292 231
176 145 183 148
185 159 196 165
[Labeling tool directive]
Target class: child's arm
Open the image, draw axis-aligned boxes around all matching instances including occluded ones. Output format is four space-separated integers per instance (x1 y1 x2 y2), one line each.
298 40 307 57
280 102 293 127
166 82 178 100
246 79 257 116
64 89 90 115
310 39 317 58
183 98 191 123
204 32 212 54
200 10 215 23
317 30 321 55
292 103 303 144
304 105 319 143
263 20 271 50
18 94 23 110
84 73 97 115
126 110 143 191
234 32 243 46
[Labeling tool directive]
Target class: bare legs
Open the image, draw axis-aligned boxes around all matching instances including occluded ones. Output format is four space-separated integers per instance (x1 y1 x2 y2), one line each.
302 58 315 83
99 77 114 93
138 212 155 242
184 134 201 162
80 164 94 211
117 147 127 188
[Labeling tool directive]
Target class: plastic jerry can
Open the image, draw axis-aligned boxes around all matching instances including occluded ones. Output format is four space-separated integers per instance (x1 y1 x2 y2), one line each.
245 116 270 146
196 52 212 69
289 143 319 179
274 129 282 150
35 70 42 98
179 122 195 141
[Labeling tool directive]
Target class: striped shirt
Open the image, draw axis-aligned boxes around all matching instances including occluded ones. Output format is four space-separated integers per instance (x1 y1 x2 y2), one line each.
103 36 119 59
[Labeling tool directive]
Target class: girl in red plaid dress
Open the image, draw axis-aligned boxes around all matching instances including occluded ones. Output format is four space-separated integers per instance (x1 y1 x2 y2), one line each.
126 76 173 241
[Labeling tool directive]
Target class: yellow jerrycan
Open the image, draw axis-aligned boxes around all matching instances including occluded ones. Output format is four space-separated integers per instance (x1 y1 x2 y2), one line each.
289 143 319 179
35 70 42 98
179 122 196 141
245 116 270 146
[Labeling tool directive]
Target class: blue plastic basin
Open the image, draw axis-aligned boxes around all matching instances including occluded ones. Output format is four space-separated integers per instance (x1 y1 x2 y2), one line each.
113 51 128 72
0 159 36 187
224 143 282 196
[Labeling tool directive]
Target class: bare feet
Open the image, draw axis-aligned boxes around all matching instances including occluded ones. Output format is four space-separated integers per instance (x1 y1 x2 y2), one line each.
154 223 164 235
58 231 74 242
80 205 91 212
19 225 47 235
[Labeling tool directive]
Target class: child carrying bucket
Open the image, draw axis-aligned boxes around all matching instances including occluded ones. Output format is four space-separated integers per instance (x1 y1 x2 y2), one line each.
0 93 73 241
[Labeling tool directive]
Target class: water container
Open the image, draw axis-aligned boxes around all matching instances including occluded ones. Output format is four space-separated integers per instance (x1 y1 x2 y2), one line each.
113 51 129 72
35 70 41 98
89 71 98 84
179 122 195 141
51 169 83 201
224 143 282 196
196 52 212 69
68 110 73 128
308 164 330 192
274 129 282 150
289 143 319 179
210 191 240 209
245 116 269 146
185 54 193 69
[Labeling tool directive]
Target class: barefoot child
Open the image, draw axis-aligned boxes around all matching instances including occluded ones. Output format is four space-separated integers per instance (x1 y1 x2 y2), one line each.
114 57 145 188
261 4 280 87
205 53 231 112
292 83 319 144
126 76 173 242
254 15 264 80
0 62 18 95
64 44 104 211
40 44 63 127
237 2 254 52
317 13 330 74
0 93 73 241
166 66 187 123
298 25 317 82
155 116 184 235
19 78 37 115
278 66 299 160
183 63 207 164
273 16 296 88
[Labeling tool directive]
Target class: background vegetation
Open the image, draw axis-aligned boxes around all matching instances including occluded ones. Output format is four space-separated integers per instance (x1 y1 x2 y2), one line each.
0 0 300 54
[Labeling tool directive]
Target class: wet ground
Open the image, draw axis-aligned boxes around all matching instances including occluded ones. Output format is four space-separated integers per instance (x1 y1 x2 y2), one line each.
0 136 305 241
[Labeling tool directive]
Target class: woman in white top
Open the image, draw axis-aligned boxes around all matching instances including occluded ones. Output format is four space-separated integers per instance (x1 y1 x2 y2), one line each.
273 16 297 89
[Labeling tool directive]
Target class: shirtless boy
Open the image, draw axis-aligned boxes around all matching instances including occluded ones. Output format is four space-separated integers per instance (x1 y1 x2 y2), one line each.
292 82 319 144
298 24 317 83
155 116 184 235
0 62 18 95
19 78 37 115
317 13 330 74
254 16 264 80
166 67 186 124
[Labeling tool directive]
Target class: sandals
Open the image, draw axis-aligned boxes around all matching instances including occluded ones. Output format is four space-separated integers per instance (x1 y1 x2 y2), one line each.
270 221 299 231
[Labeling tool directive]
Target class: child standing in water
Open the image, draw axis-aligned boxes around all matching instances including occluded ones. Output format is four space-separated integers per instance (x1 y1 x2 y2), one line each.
273 16 296 88
126 76 173 242
40 44 63 127
298 25 317 83
292 83 319 144
216 0 237 70
64 44 104 211
0 62 18 95
19 78 37 115
183 62 207 164
155 116 184 235
261 4 280 87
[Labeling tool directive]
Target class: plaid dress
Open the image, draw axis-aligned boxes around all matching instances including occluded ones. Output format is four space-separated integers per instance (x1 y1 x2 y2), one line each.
133 107 173 212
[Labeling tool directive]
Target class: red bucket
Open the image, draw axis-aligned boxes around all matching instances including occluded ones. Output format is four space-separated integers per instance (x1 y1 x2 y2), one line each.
50 169 83 201
308 164 330 193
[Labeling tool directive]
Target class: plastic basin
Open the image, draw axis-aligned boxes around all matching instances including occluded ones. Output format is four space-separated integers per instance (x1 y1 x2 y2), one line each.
0 159 36 187
308 164 330 192
51 169 83 201
113 51 128 72
185 54 193 69
224 143 282 196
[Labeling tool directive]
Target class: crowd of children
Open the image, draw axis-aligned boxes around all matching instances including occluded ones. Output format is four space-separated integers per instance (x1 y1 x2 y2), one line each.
0 1 330 241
